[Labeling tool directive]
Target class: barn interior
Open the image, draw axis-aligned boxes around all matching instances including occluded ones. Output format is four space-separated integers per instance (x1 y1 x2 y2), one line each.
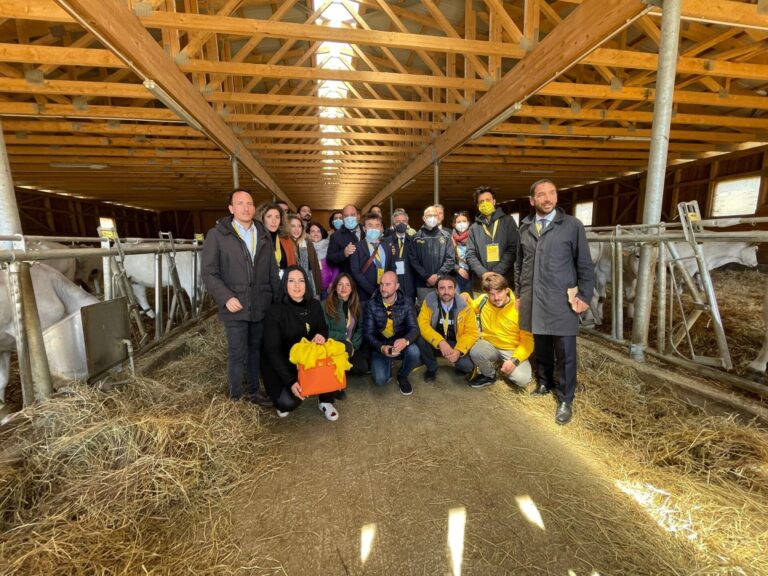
1 1 768 574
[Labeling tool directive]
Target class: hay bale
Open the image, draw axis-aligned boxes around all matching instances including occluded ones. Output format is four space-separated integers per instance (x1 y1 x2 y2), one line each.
0 323 281 575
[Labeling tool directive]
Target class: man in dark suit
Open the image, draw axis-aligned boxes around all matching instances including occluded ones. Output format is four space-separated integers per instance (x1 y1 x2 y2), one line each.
202 188 281 406
389 208 416 302
350 212 395 305
327 204 363 275
515 179 595 425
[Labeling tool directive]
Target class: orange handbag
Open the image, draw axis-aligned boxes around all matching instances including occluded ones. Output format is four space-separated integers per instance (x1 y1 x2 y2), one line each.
298 356 347 396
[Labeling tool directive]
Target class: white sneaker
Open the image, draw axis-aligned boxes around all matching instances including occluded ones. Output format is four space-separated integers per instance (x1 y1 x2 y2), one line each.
318 402 339 421
276 409 289 418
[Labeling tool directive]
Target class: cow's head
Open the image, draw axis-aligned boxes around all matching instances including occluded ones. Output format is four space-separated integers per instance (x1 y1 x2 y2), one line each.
741 244 759 268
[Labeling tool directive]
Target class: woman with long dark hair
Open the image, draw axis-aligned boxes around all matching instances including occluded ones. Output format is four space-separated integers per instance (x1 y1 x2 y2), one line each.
288 214 322 299
259 202 297 279
323 273 368 377
262 265 340 420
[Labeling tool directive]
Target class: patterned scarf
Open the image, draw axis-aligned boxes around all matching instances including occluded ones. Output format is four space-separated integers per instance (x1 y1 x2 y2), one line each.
452 229 470 244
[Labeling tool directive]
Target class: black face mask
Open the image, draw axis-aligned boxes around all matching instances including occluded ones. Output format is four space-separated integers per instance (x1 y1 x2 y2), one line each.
394 223 408 234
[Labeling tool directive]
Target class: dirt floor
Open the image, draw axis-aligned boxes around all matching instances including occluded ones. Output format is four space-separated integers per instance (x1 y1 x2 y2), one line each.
233 365 726 575
3 319 767 575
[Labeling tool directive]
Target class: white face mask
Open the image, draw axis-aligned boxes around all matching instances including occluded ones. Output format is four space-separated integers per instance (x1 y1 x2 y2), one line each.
455 222 469 233
424 216 438 229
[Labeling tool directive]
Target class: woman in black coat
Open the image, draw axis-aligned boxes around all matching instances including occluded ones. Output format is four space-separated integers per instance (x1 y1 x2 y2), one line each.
262 265 339 420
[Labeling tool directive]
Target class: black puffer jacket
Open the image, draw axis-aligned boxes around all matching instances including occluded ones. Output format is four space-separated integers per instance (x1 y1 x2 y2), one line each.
407 226 455 288
202 216 281 322
363 289 419 350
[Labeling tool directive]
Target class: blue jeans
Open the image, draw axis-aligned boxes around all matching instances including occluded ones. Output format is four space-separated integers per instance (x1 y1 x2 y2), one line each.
223 320 264 400
455 272 472 296
370 343 421 385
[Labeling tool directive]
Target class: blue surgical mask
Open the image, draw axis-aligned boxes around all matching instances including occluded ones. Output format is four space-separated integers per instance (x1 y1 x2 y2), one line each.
343 216 358 230
425 216 438 229
332 218 343 230
365 228 382 243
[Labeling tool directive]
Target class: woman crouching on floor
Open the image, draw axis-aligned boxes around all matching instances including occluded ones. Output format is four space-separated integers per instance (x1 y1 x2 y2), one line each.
262 265 340 421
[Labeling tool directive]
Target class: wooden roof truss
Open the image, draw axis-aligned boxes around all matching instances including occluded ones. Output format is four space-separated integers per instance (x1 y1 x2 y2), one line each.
0 0 765 213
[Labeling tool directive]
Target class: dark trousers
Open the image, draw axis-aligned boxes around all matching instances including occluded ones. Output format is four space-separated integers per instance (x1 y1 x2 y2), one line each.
416 336 474 374
455 273 472 296
533 334 578 403
348 345 369 375
223 320 264 400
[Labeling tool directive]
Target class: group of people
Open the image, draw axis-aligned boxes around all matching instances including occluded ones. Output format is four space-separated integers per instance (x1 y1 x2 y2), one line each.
201 179 594 425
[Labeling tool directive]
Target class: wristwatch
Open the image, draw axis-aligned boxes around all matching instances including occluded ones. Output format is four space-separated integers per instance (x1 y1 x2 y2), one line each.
511 358 520 367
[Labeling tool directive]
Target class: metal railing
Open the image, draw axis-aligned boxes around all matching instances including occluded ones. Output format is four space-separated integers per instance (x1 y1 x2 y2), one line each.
583 213 767 396
0 233 212 408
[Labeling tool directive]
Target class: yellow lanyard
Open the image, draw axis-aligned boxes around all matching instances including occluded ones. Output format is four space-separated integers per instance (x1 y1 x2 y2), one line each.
233 223 256 257
274 236 282 264
440 306 451 335
369 243 382 267
397 238 405 258
482 220 499 241
346 309 352 330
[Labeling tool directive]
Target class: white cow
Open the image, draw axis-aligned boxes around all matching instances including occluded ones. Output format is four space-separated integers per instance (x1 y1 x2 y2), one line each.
667 241 758 285
587 239 757 325
29 241 104 295
74 253 103 296
587 241 639 325
747 279 768 381
28 241 76 282
0 263 99 403
121 245 201 317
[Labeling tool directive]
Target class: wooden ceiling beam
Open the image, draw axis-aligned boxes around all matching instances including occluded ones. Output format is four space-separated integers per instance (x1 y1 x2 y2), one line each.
2 119 200 137
51 0 285 200
0 101 179 121
0 1 528 58
7 41 768 94
227 115 444 129
11 61 768 112
5 134 217 149
655 0 768 31
350 0 654 210
7 144 224 158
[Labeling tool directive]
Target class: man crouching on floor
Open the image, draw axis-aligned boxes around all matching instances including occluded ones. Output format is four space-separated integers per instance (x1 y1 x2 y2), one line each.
467 272 533 389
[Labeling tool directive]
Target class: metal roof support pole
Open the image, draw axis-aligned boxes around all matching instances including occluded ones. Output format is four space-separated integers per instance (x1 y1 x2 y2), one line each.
231 156 240 190
433 159 440 206
0 120 53 405
630 0 682 362
0 120 21 252
389 195 394 227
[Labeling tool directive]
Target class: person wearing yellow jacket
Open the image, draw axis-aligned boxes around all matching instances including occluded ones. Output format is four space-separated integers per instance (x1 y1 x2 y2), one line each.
468 272 533 389
416 275 478 381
